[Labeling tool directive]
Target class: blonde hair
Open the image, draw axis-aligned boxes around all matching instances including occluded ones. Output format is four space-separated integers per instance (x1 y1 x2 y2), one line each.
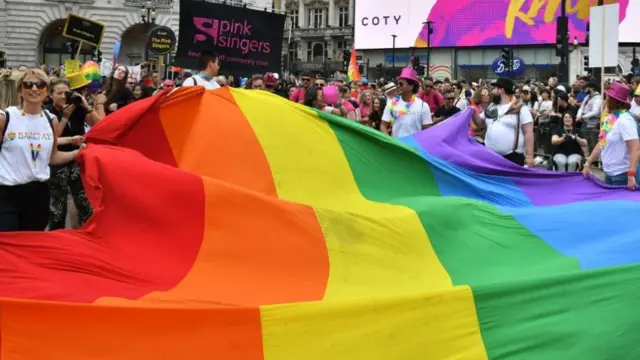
0 69 20 109
359 90 372 104
50 77 70 88
49 77 70 94
472 86 489 106
16 68 50 94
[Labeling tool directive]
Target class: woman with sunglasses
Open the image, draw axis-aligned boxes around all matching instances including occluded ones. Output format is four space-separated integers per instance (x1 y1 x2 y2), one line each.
0 68 82 231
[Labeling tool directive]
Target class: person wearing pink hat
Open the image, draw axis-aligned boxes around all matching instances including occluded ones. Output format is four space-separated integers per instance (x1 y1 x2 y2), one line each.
380 67 432 138
583 81 639 190
303 85 347 117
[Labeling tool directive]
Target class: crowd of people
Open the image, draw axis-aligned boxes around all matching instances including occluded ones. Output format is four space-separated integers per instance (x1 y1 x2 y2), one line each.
0 51 639 232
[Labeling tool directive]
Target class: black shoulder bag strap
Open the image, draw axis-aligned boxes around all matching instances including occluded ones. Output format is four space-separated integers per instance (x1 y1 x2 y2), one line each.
497 105 522 153
508 107 522 153
0 110 9 152
42 110 54 131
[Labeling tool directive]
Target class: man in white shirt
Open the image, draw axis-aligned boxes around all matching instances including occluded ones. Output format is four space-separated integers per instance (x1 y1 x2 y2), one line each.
181 50 221 90
380 67 431 138
479 78 535 167
576 82 603 151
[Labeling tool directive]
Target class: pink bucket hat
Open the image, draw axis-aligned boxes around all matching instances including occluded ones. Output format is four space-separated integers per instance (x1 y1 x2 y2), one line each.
396 67 420 84
322 85 340 106
604 81 631 104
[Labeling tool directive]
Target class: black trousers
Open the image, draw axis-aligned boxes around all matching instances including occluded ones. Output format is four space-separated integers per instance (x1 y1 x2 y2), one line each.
49 162 93 230
503 152 525 166
0 181 49 232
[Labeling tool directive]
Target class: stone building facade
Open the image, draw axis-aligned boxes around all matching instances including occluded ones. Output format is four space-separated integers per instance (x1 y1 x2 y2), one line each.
0 0 271 68
276 0 354 74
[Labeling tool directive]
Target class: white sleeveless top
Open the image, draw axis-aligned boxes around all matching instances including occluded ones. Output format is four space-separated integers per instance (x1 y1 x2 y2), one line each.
0 107 55 186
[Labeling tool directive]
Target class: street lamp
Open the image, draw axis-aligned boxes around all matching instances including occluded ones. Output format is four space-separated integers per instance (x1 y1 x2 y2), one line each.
140 1 157 25
139 1 156 62
391 34 397 70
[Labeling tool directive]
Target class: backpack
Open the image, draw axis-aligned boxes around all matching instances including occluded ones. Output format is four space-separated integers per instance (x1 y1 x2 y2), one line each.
0 108 54 152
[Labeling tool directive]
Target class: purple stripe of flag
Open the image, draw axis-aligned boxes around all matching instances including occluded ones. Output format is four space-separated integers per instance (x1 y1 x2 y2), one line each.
410 110 640 206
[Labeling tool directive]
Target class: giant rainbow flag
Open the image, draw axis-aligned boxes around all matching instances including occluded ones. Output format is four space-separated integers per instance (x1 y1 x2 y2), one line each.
0 87 639 359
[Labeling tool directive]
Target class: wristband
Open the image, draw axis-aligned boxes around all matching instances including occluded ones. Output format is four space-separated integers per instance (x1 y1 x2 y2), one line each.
629 170 637 177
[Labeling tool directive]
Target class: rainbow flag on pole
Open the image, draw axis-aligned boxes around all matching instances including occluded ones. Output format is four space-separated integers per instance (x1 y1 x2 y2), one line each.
347 45 361 82
0 88 638 359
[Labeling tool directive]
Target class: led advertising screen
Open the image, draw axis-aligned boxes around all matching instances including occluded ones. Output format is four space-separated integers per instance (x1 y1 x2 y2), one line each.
355 0 639 49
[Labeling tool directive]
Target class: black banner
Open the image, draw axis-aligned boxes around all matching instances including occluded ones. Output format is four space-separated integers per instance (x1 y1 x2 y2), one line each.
63 14 105 47
148 26 176 55
176 0 286 76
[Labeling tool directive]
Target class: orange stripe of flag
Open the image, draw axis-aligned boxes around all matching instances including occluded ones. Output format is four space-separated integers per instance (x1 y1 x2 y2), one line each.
91 88 331 358
0 299 263 360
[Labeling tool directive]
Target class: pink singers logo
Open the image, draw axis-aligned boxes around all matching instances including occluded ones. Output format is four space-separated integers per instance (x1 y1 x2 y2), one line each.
193 17 272 55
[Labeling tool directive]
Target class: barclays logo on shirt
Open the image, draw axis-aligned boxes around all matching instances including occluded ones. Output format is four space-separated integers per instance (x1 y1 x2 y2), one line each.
360 15 402 27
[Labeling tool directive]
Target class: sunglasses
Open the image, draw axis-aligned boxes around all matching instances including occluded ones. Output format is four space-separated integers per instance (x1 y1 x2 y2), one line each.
301 77 311 82
22 81 47 90
314 83 325 88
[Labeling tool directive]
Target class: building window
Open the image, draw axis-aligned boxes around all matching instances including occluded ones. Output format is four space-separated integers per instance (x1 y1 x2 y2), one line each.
41 21 93 67
290 9 299 28
312 43 324 61
337 41 349 51
339 7 348 27
308 8 325 28
336 40 349 60
307 41 313 61
288 42 298 64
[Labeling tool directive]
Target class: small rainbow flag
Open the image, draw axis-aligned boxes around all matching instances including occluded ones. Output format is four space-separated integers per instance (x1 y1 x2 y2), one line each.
0 88 638 359
347 45 361 82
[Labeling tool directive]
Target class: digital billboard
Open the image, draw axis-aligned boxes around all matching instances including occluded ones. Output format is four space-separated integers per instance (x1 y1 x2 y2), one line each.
354 0 639 49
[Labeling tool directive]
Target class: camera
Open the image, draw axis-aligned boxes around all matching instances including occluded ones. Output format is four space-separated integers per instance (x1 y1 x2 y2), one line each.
65 91 83 106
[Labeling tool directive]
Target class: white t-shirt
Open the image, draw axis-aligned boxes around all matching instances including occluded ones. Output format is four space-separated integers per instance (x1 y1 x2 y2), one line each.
381 96 432 138
630 101 640 118
601 112 639 176
0 107 56 185
454 98 469 112
484 103 534 155
182 74 220 90
537 99 553 123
